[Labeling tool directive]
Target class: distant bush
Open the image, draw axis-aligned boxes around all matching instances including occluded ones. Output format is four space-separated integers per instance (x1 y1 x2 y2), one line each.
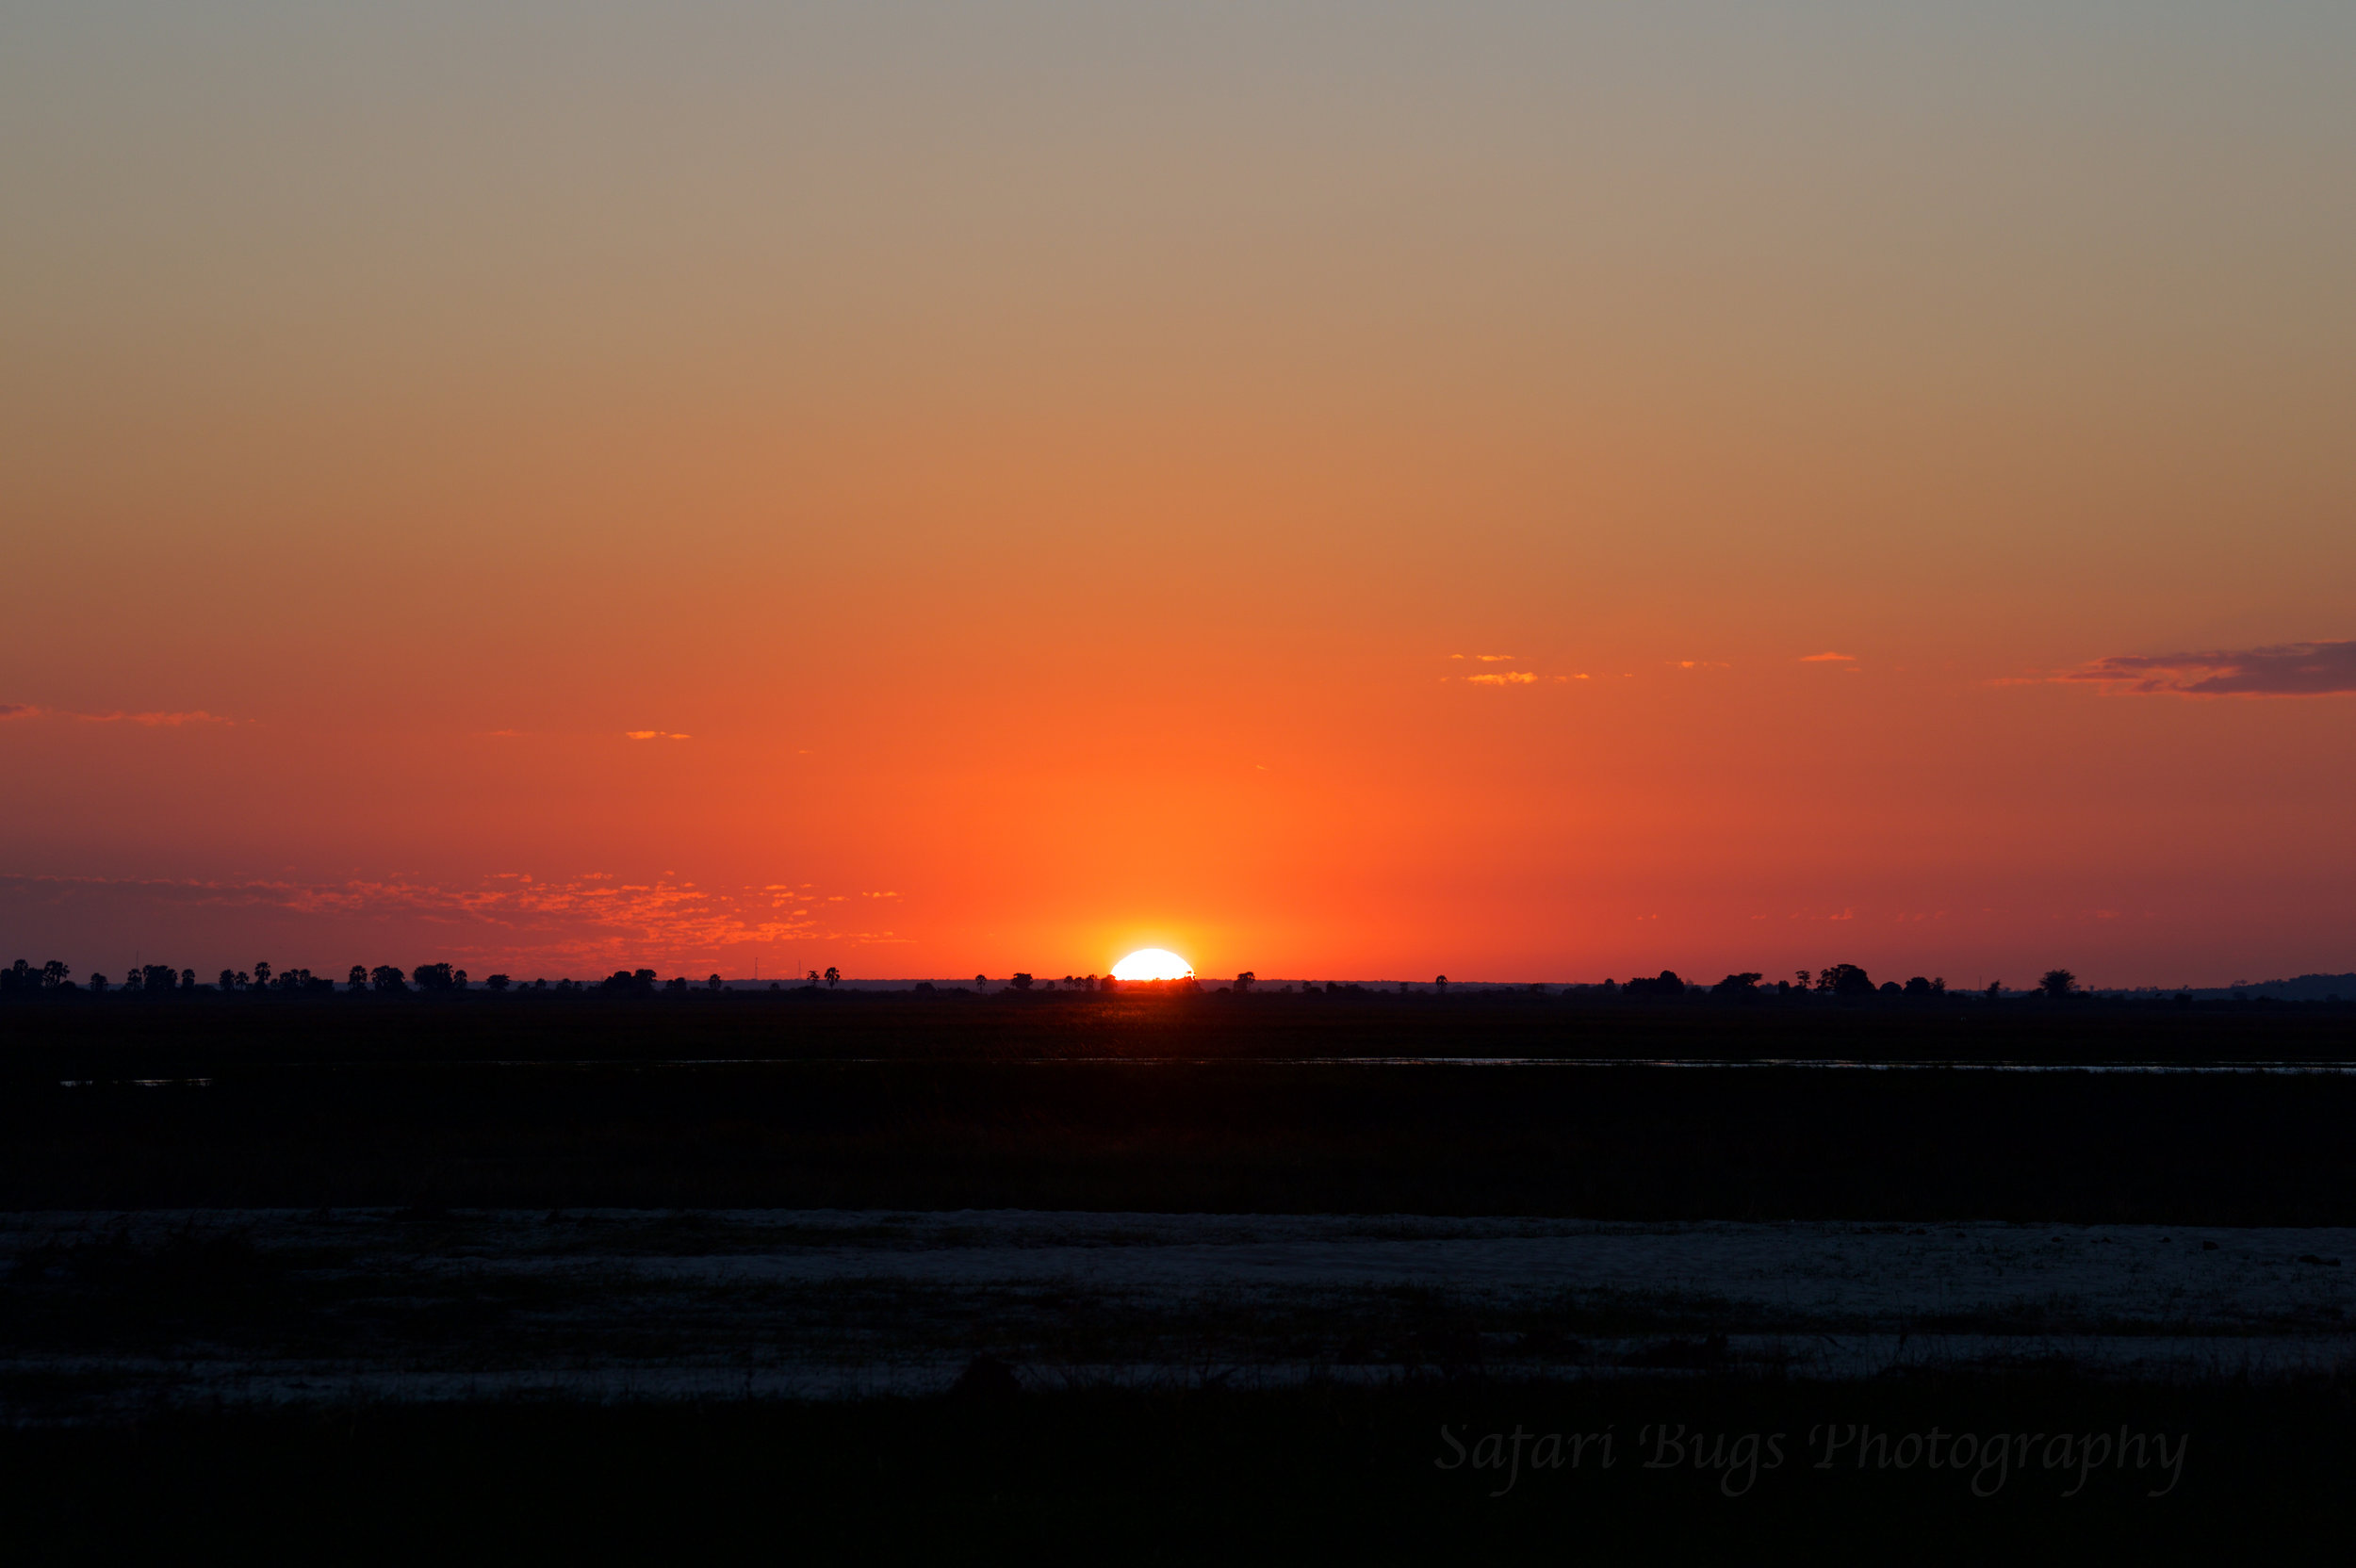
1 960 72 994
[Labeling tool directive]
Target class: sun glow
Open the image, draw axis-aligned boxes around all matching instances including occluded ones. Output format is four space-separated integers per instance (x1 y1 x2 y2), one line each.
1112 949 1194 982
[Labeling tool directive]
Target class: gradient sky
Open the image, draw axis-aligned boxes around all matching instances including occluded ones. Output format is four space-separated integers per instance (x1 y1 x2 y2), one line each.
5 2 2353 986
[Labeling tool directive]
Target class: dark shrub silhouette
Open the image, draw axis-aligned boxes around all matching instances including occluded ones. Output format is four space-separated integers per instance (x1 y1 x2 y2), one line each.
2041 969 2078 999
1009 972 1033 992
601 970 657 997
706 974 722 992
1816 964 1874 997
369 966 407 994
950 1354 1022 1401
1711 972 1762 997
348 966 368 991
411 963 460 992
1624 971 1685 998
484 974 510 992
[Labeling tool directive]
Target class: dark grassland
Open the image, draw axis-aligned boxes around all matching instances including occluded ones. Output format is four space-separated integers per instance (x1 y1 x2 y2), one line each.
4 1378 2348 1561
4 994 2351 1220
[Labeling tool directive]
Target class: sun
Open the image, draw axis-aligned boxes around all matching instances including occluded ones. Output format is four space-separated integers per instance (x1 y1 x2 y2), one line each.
1112 948 1194 982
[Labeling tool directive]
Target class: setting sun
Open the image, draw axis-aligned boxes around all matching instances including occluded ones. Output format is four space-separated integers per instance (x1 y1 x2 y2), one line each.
1112 950 1194 982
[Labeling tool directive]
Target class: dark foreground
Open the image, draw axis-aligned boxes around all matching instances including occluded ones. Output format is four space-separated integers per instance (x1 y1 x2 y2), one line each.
7 1379 2349 1561
6 997 2352 1557
7 993 2353 1219
8 1057 2356 1221
13 1210 2347 1416
8 988 2354 1070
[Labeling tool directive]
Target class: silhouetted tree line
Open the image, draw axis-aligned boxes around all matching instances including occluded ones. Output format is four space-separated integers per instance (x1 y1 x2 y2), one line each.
0 956 2260 1007
2 961 197 994
1591 966 2092 1004
1601 965 1952 1001
1000 973 1112 993
215 963 335 994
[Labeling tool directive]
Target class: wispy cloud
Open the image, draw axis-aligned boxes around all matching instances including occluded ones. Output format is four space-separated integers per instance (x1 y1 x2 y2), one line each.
2056 640 2356 697
0 871 892 972
624 730 692 741
0 704 234 726
1466 671 1539 686
1672 661 1730 671
104 710 235 727
1800 652 1856 663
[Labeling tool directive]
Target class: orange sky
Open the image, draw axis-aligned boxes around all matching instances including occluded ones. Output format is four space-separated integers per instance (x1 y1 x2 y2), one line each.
4 4 2353 986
